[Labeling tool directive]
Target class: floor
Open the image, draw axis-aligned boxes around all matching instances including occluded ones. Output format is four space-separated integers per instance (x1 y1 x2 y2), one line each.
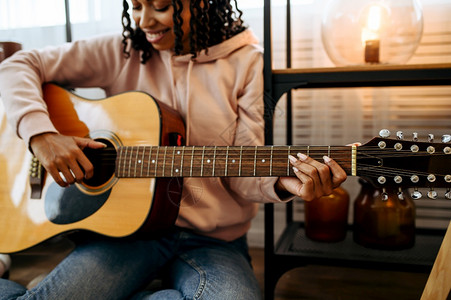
6 237 438 300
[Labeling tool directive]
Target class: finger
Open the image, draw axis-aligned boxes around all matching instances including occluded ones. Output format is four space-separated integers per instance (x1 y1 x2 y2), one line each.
47 168 69 187
289 155 320 199
57 166 77 185
298 153 334 195
290 167 316 201
292 153 332 196
66 160 86 183
76 153 95 179
74 137 107 150
323 156 347 188
289 154 321 182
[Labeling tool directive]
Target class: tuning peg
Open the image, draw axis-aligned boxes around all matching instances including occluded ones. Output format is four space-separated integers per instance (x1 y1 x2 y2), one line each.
428 134 434 143
412 132 418 142
397 188 405 201
411 188 422 200
396 131 404 140
379 129 390 138
427 189 438 200
445 189 451 200
442 135 451 143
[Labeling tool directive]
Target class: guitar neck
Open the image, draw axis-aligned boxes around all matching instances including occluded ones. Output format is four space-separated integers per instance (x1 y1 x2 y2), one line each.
115 145 353 178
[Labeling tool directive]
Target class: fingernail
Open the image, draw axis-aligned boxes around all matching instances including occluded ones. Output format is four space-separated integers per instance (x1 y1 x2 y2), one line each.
297 153 308 161
293 166 299 173
288 155 297 164
323 156 332 164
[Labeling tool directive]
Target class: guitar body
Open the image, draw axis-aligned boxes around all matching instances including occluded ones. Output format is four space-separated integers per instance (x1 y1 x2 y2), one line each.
0 83 184 253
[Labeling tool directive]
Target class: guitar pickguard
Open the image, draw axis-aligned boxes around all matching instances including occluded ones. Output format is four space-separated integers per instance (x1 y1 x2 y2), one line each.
44 182 111 225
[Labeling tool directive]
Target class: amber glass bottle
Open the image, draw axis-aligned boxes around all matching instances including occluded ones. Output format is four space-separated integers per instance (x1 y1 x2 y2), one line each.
353 179 416 250
304 187 350 242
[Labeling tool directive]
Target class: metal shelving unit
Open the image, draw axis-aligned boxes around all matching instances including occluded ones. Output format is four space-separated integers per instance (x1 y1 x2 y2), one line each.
262 1 451 299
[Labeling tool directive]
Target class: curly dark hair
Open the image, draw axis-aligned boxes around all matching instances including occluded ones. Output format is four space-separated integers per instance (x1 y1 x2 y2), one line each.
121 0 247 63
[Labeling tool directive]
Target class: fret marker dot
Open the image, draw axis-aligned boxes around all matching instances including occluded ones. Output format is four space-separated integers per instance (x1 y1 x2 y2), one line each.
177 151 181 155
207 159 211 163
262 159 266 163
175 169 179 173
232 159 236 163
152 160 156 164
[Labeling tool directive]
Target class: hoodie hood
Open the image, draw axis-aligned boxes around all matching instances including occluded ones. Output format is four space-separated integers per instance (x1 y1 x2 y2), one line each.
157 29 262 145
170 29 261 64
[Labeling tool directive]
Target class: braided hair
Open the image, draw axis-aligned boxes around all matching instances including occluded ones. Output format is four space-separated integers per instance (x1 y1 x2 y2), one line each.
121 0 246 63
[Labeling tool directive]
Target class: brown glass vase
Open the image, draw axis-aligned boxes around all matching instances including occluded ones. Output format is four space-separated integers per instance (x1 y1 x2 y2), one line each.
353 179 416 250
304 187 350 242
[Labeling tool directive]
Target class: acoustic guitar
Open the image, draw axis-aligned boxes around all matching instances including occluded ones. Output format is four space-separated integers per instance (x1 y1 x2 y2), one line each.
0 83 449 253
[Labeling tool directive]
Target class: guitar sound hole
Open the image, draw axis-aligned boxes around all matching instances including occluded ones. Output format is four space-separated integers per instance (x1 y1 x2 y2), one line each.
82 138 116 187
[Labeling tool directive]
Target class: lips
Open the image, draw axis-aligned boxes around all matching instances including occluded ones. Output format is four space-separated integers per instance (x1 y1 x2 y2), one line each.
144 28 171 43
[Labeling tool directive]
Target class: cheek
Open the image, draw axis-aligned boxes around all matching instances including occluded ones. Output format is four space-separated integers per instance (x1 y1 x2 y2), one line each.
161 10 175 28
131 12 140 27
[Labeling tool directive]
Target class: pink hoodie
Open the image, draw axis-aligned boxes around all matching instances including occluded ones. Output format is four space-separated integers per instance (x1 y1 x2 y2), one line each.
0 29 285 241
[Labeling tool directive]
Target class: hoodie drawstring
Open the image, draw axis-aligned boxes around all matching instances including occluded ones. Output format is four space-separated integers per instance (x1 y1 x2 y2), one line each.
184 59 194 144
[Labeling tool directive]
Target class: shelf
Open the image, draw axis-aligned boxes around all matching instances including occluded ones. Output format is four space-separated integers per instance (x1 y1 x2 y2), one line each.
269 63 451 100
274 222 446 273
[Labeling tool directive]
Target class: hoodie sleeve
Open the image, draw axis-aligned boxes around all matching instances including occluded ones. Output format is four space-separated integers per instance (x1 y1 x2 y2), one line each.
222 46 292 204
0 34 127 145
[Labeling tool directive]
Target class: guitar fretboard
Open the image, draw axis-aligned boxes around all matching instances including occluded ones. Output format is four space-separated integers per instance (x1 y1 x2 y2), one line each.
115 145 352 178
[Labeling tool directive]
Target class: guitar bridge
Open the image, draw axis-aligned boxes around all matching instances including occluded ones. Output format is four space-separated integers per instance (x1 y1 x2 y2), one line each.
29 156 45 199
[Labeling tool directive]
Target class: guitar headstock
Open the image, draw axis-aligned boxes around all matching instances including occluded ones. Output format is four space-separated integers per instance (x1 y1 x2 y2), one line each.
357 130 451 199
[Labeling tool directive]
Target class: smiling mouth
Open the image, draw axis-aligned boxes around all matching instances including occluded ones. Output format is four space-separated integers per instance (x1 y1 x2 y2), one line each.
145 29 171 43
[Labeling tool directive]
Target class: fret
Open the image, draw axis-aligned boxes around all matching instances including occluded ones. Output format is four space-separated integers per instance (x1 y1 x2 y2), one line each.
180 146 185 177
270 146 274 176
225 146 229 176
154 147 160 177
134 146 139 177
253 146 257 176
287 146 292 176
328 145 331 158
190 146 194 177
146 147 152 177
162 146 168 177
212 146 217 176
171 146 176 177
128 147 133 178
140 146 145 177
200 146 206 177
239 146 243 176
307 145 310 157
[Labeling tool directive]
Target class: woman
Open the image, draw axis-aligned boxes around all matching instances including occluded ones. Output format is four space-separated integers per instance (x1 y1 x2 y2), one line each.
0 1 346 298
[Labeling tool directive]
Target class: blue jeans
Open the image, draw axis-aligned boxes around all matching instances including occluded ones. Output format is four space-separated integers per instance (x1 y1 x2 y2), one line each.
0 229 261 299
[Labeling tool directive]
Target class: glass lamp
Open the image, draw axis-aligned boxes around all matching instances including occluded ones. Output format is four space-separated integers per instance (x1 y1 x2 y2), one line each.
321 0 424 66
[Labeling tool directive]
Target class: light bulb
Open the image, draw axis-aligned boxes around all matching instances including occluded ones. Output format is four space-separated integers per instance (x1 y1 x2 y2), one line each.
321 0 424 66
